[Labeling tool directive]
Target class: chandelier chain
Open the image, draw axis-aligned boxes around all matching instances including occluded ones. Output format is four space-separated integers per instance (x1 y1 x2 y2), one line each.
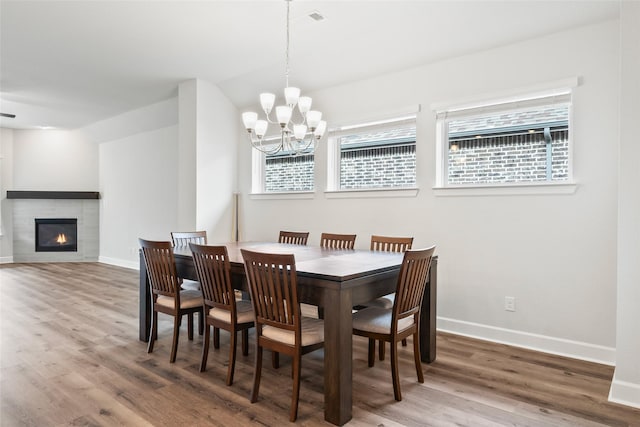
285 0 290 88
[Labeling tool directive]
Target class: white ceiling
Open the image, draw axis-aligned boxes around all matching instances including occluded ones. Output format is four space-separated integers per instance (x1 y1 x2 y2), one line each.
0 0 619 130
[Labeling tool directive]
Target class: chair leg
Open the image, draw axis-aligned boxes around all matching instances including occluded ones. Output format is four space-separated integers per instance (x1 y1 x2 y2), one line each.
242 329 249 356
250 345 263 403
390 339 401 401
368 338 375 367
147 311 157 353
199 324 211 372
272 351 280 369
379 339 385 361
188 313 194 340
413 332 424 383
290 353 302 422
213 327 220 349
170 315 181 363
199 310 204 335
227 330 238 386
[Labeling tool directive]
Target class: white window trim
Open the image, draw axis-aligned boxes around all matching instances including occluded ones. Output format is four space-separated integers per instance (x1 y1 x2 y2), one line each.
250 138 316 196
326 107 420 196
325 187 419 199
432 78 579 193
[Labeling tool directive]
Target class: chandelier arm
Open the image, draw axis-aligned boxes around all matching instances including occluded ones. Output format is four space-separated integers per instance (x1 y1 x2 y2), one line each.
250 137 284 155
247 132 285 155
292 135 316 155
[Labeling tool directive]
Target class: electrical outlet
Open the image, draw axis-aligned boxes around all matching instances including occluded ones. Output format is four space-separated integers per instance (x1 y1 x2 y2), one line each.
505 296 516 312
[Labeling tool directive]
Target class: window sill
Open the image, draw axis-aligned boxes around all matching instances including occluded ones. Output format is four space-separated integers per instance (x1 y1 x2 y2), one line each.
249 191 315 200
325 187 419 199
433 182 578 196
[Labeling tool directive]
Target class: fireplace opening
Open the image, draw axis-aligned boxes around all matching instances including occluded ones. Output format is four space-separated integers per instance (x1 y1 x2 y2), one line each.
35 218 78 252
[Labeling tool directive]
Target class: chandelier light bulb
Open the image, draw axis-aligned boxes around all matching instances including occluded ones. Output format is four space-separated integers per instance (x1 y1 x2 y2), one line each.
293 124 307 140
314 120 327 138
242 112 258 131
255 120 268 138
298 96 312 114
276 106 293 127
306 110 322 130
284 87 301 106
260 93 276 114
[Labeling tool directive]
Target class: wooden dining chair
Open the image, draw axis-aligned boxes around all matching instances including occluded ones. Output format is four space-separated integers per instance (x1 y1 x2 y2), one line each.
352 246 435 401
367 236 414 311
320 232 356 249
190 243 254 385
366 235 414 359
171 230 207 248
278 230 310 245
139 238 204 363
241 249 324 422
370 235 413 253
171 231 207 292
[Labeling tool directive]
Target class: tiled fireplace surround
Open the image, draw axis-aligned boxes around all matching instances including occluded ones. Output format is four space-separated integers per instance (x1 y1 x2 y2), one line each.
10 192 99 262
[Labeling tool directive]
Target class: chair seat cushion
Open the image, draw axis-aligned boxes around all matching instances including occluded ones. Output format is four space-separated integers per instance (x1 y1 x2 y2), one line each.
209 300 254 324
156 289 203 310
364 293 395 309
262 317 324 346
352 306 414 335
180 279 201 291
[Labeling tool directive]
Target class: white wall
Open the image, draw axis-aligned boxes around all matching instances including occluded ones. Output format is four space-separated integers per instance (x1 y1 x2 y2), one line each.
611 1 640 408
238 21 621 362
85 98 180 268
194 80 238 243
91 83 238 268
0 128 14 262
11 129 98 190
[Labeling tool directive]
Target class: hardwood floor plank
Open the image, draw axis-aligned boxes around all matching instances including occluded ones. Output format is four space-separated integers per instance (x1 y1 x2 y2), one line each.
2 262 640 426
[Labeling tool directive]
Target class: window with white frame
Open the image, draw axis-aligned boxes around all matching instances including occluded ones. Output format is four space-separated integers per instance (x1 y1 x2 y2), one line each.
435 89 573 187
252 140 315 193
327 114 417 191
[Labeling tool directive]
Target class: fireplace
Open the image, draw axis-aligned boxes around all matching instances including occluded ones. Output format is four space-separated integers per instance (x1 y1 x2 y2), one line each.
35 218 78 252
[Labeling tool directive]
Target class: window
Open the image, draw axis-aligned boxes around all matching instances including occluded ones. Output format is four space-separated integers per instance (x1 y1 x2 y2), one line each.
435 89 573 188
327 114 417 191
252 141 315 194
265 151 314 192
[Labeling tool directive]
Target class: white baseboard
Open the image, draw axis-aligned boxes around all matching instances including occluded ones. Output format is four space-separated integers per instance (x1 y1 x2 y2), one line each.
98 256 139 270
437 317 616 365
0 256 14 264
609 373 640 409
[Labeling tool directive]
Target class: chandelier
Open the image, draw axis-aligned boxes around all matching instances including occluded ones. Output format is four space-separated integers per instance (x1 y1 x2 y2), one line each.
241 0 326 156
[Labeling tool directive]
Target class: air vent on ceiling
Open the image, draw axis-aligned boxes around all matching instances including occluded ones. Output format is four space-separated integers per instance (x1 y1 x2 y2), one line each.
308 10 325 21
0 113 16 118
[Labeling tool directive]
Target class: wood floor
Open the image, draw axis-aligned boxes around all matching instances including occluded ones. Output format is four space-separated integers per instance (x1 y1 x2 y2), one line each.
1 262 639 426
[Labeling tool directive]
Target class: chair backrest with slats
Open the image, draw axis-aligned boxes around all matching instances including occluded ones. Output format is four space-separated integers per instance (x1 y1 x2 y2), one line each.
241 249 300 335
171 231 207 248
139 239 180 300
278 230 310 245
190 243 235 315
320 232 356 249
370 235 414 253
393 246 436 323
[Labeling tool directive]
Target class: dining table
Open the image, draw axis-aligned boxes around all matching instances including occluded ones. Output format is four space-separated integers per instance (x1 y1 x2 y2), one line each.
138 241 438 426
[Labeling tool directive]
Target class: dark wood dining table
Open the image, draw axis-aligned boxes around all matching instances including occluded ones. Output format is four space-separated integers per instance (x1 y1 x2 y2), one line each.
138 241 438 426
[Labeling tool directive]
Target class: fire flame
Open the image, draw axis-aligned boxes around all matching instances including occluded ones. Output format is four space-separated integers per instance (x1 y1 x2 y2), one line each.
56 233 67 244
